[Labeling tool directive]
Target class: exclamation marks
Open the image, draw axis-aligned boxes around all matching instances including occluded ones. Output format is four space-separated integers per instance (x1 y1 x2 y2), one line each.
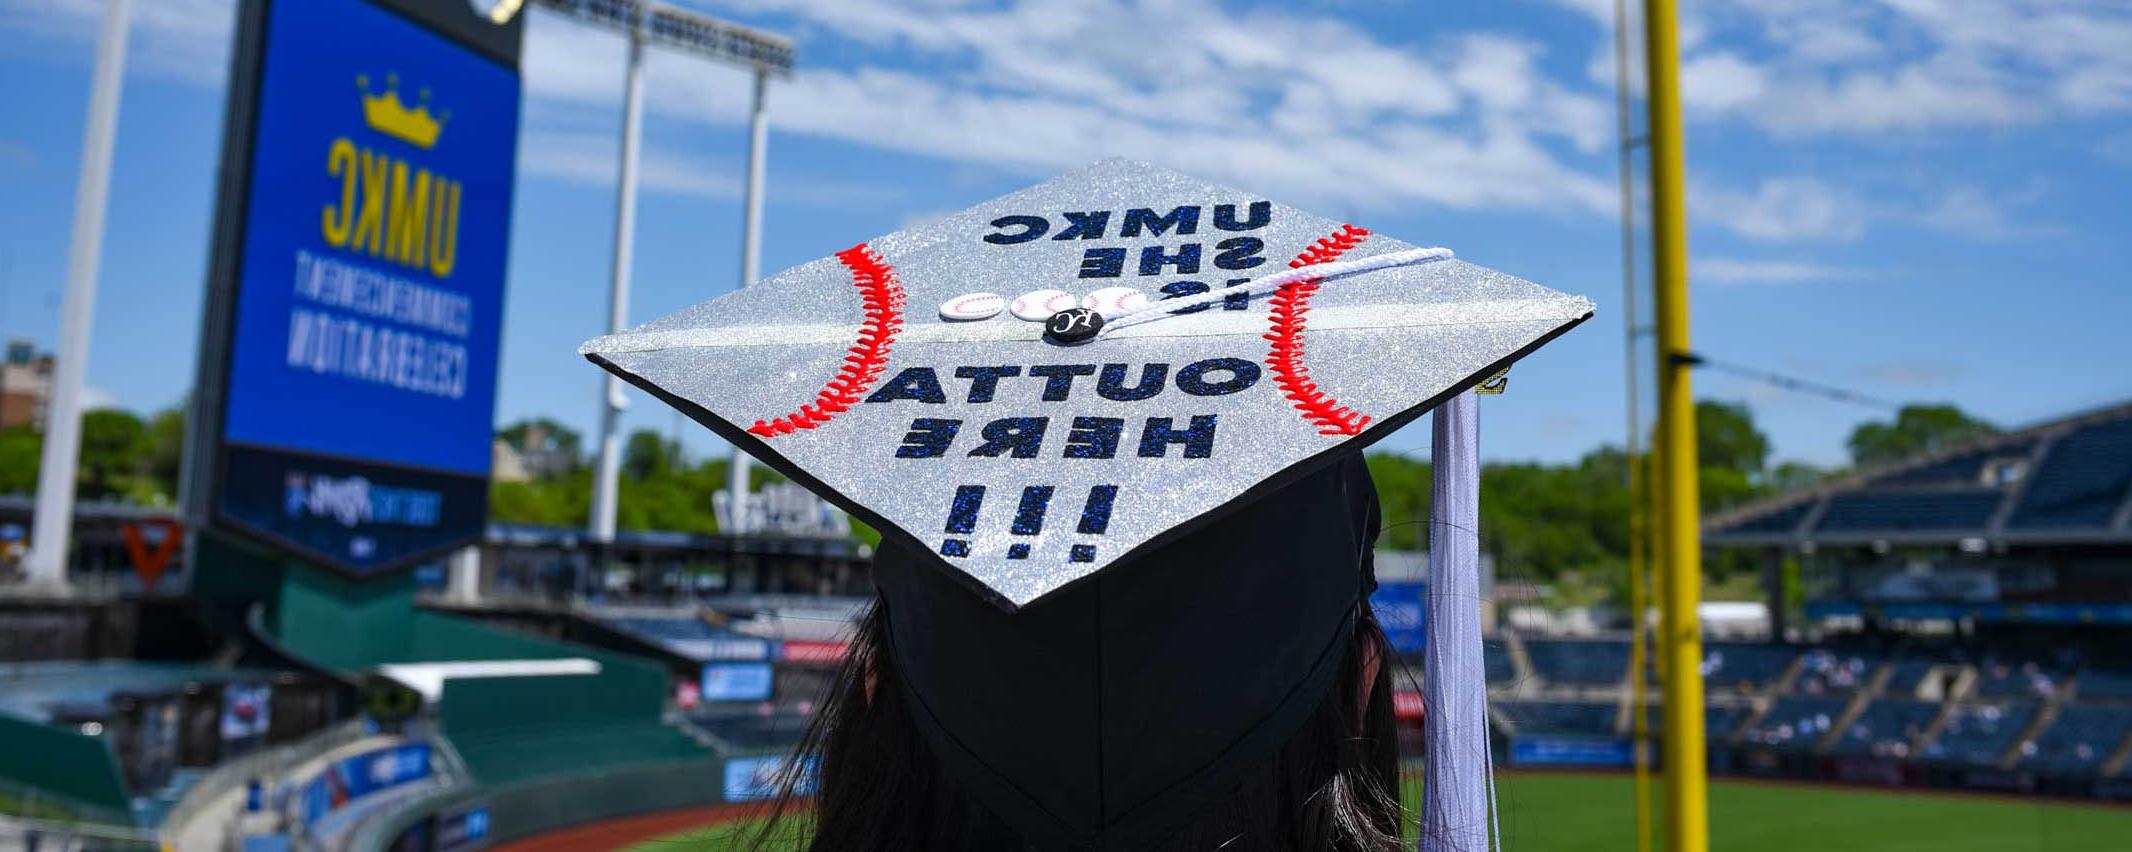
938 484 1120 563
1006 486 1054 559
940 485 984 558
1070 485 1118 563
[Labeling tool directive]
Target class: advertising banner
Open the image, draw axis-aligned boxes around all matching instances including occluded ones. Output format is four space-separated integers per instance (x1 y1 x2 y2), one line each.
701 662 776 702
297 741 434 827
723 755 818 802
1369 580 1426 653
1508 736 1634 768
196 0 520 575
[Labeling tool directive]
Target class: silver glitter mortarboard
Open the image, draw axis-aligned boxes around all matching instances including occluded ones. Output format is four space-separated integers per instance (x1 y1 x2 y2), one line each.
582 158 1591 610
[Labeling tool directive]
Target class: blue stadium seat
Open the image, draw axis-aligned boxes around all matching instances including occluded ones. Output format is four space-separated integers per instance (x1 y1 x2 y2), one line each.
1815 491 2003 533
2020 704 2132 774
1523 640 1628 687
1790 649 1879 697
2008 417 2132 529
2078 668 2132 702
1498 700 1617 736
1922 702 2037 766
1742 697 1849 750
1880 659 1938 697
1833 700 1939 757
1484 641 1518 686
1702 643 1797 691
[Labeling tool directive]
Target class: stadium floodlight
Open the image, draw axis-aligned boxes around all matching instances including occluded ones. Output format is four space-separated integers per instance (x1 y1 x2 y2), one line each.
501 0 795 554
26 0 130 590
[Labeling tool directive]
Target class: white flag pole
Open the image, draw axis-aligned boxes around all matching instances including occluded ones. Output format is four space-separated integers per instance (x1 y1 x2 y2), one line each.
1420 389 1492 851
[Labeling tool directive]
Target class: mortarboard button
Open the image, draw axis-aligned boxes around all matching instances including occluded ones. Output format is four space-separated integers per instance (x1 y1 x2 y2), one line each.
1042 307 1104 345
939 292 1006 321
1081 286 1146 317
1009 289 1076 321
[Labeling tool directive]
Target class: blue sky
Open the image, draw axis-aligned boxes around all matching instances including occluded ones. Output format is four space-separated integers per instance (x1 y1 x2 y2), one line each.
2 0 2130 468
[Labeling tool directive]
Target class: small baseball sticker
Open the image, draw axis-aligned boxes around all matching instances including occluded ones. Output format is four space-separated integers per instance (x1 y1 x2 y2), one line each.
1082 286 1146 317
938 292 1006 321
1010 289 1077 321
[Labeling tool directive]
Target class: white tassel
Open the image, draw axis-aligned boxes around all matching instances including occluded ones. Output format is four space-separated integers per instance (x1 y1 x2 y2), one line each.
1421 390 1492 851
1095 247 1454 337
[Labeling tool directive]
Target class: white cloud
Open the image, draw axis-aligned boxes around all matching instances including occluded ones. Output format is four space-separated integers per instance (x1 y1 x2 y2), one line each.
0 0 234 87
80 385 120 411
519 1 1620 216
1545 0 2132 135
1692 176 1868 242
1697 258 1864 286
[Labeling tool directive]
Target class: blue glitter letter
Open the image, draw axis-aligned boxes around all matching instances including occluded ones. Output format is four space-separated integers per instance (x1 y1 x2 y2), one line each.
866 367 947 404
1079 247 1126 278
1138 415 1218 458
1213 201 1270 232
945 485 985 533
1096 363 1168 401
1214 237 1265 271
897 418 962 458
1011 486 1055 535
1138 243 1201 276
954 365 1023 403
1064 416 1123 459
1078 485 1119 534
984 214 1048 244
1028 364 1096 401
1159 280 1210 314
969 417 1049 458
1120 206 1201 238
1052 211 1110 240
1176 358 1261 396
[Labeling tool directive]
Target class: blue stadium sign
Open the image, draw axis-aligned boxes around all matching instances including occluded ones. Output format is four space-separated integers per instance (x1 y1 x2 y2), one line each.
192 0 521 575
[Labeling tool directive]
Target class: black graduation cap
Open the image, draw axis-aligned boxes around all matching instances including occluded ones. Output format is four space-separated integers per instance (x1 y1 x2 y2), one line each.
582 159 1588 844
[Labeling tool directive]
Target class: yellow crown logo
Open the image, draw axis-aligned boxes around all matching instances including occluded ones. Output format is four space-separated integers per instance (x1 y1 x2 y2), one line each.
357 73 447 149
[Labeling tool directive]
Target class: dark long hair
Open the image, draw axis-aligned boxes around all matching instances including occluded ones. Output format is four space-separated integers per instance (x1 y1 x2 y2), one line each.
748 601 1406 851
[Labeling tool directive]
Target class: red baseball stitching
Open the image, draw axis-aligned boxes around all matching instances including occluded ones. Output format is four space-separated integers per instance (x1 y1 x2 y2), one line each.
747 244 906 437
1264 224 1373 436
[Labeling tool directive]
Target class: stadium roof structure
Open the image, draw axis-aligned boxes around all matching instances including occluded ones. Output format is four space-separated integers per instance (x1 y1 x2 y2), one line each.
1707 401 2132 549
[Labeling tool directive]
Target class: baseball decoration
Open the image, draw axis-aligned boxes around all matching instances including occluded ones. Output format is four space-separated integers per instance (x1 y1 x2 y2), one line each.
1010 289 1078 321
581 159 1592 609
938 292 1006 321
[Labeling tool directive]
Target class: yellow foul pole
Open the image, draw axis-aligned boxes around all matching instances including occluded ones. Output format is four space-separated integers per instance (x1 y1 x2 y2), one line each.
1643 0 1708 850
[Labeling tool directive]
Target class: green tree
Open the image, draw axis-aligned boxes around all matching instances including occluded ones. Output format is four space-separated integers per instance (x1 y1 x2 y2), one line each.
1697 400 1770 476
622 430 679 481
78 409 148 500
1847 404 1996 468
0 429 39 494
142 406 186 502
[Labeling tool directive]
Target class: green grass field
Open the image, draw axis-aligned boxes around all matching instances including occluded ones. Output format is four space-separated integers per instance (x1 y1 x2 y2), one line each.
633 773 2132 851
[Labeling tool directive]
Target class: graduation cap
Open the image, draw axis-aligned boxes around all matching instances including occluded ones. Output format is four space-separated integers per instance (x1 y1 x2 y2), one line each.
582 158 1588 845
582 158 1590 609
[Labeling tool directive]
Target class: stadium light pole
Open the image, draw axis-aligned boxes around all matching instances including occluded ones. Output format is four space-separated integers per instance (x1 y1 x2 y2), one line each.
588 15 647 583
1644 0 1709 850
512 1 793 550
26 0 130 589
726 68 769 534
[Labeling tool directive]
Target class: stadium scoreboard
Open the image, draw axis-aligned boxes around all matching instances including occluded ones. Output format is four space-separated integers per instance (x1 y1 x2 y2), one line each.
188 0 522 575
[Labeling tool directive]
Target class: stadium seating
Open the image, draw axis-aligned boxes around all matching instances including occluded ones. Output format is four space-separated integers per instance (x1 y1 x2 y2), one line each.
1790 649 1879 697
1702 643 1796 691
1497 701 1617 736
2007 416 2132 529
687 712 812 752
605 616 723 644
2019 705 2132 774
1973 657 2066 701
1485 641 1518 686
1704 703 1752 740
1815 491 2003 532
2076 667 2132 701
1880 659 1938 697
1833 700 1940 757
1523 640 1628 687
1922 702 2037 766
1743 697 1849 749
